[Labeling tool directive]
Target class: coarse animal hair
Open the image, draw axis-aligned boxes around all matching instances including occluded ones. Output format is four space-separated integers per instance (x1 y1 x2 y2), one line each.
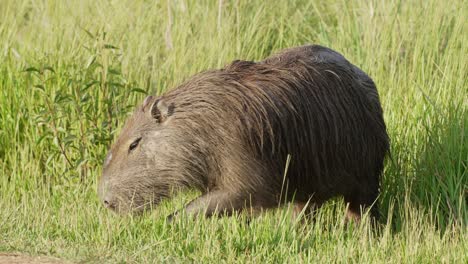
98 45 389 221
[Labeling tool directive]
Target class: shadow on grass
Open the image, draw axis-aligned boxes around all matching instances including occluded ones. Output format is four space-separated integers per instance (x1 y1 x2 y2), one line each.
381 103 466 232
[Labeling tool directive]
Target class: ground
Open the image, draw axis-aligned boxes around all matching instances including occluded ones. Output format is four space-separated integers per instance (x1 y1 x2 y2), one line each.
0 253 69 264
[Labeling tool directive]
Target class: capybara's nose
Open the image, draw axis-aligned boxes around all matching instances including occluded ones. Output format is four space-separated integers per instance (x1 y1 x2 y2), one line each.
98 179 116 210
103 198 116 210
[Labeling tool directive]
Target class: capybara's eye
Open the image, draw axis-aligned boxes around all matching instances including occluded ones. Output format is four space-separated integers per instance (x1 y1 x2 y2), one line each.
129 137 142 152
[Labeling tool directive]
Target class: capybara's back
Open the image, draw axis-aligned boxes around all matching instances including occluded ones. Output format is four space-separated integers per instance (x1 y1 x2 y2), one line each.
98 45 389 222
258 45 389 219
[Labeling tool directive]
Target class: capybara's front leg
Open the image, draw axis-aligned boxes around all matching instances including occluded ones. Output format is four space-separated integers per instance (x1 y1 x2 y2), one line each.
167 189 258 221
186 190 254 217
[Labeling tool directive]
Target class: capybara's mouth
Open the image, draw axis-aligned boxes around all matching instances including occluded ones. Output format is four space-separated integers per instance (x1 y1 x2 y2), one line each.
104 199 160 216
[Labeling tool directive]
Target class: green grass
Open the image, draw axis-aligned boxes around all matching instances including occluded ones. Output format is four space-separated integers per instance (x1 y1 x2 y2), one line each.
0 0 466 262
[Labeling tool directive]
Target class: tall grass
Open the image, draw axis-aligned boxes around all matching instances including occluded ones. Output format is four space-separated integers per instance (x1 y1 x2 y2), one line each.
0 0 466 262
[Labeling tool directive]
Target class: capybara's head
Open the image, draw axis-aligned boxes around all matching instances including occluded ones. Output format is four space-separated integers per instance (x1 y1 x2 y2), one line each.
98 95 187 214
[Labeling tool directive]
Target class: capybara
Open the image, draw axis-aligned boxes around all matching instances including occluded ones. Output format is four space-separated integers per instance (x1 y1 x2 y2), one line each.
98 45 389 222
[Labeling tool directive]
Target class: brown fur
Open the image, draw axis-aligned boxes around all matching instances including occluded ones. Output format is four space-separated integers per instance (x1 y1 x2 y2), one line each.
98 45 389 221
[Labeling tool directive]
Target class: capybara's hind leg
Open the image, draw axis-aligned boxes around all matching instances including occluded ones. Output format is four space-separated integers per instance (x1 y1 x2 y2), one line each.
291 201 323 222
344 187 379 223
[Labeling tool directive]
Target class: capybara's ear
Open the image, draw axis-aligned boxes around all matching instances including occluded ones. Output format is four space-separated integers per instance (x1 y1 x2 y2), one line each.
151 99 174 123
142 95 154 112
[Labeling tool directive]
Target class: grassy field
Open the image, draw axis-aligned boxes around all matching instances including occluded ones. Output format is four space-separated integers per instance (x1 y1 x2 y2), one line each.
0 0 466 262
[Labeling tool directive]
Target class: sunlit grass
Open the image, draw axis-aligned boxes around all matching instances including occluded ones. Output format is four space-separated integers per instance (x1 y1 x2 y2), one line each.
0 0 466 262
